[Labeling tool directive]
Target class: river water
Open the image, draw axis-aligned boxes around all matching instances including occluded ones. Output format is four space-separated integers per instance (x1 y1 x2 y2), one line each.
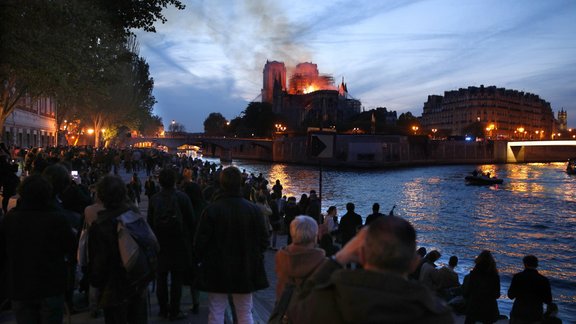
213 159 576 321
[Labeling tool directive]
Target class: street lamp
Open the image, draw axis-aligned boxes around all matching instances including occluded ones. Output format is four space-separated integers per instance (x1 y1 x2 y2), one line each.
431 128 437 139
412 125 419 135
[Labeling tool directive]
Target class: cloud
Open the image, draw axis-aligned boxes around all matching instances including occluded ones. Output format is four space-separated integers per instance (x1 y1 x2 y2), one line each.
137 0 576 130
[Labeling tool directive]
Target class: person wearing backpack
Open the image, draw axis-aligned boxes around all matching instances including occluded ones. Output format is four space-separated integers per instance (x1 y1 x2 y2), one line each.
88 175 153 324
269 215 325 323
147 168 195 321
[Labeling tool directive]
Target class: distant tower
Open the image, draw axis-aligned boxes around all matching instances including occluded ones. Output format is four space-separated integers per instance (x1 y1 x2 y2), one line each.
558 108 567 131
338 77 348 98
262 60 286 104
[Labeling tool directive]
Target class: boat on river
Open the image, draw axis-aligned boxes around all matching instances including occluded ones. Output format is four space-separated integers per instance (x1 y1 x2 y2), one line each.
567 158 576 175
465 175 503 185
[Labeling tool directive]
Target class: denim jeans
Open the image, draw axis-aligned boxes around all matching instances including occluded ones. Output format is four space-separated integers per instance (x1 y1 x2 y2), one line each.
12 294 64 324
207 293 253 324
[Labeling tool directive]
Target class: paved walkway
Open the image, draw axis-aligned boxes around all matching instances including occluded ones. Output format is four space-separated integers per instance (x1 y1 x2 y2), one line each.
0 169 279 324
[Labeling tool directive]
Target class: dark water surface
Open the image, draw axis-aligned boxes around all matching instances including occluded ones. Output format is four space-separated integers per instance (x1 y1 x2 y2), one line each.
217 160 576 321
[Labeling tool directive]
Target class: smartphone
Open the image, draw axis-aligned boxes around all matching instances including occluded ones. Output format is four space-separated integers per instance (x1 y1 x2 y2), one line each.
71 170 80 184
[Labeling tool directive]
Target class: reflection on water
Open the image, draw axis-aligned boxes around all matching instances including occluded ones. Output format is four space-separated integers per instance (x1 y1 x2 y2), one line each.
220 159 576 321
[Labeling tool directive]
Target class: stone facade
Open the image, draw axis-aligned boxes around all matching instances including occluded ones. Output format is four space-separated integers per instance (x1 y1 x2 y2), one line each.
421 85 556 139
2 95 57 148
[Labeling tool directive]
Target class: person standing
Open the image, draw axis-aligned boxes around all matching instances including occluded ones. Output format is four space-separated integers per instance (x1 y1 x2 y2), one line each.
148 168 195 320
130 173 142 206
144 176 157 202
194 166 269 324
338 202 363 246
508 255 552 323
272 179 283 199
365 203 385 226
88 175 152 323
462 250 501 324
283 197 300 245
0 175 75 324
305 190 322 224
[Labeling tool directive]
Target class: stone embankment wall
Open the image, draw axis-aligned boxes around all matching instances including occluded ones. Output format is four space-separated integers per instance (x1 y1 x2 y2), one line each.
205 135 576 167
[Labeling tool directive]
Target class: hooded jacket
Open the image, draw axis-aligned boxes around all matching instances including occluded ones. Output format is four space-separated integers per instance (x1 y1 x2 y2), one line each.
274 244 325 300
288 259 454 324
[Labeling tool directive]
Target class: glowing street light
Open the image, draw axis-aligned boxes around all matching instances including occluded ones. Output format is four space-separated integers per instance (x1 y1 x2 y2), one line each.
412 125 419 135
431 128 437 139
87 129 94 135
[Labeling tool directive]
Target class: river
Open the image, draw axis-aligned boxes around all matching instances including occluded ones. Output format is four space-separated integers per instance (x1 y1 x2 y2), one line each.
211 159 576 321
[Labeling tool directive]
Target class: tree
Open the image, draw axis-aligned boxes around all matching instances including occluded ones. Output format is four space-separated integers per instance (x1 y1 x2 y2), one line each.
204 112 228 136
0 0 119 133
139 114 164 137
242 102 276 137
1 0 184 140
397 112 420 135
168 122 185 135
93 0 185 34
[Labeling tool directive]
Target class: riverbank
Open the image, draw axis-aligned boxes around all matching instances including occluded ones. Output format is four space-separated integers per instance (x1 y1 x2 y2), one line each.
0 165 555 323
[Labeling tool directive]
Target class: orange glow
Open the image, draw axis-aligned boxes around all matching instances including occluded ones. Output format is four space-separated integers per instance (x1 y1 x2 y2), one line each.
303 84 318 94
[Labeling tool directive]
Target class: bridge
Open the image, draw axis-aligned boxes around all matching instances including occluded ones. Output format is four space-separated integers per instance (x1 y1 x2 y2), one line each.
126 135 273 161
505 140 576 163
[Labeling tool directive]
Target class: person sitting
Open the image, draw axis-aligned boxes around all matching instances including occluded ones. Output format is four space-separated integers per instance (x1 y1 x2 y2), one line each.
287 216 454 323
436 256 461 301
462 250 501 324
419 250 441 290
508 255 553 324
274 215 325 300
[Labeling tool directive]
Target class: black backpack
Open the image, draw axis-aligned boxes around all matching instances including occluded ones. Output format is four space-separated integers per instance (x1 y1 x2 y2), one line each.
153 192 184 238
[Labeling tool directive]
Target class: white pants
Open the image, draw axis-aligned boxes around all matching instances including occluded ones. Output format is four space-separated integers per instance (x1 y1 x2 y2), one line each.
207 293 254 324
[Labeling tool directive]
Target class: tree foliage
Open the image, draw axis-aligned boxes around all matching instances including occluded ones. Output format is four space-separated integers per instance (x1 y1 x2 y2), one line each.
0 0 184 143
229 102 277 137
204 112 227 136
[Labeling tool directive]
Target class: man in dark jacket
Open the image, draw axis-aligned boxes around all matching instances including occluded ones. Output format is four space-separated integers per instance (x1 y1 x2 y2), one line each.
287 216 454 324
0 175 75 324
338 202 363 246
147 168 195 320
508 255 552 323
194 166 269 324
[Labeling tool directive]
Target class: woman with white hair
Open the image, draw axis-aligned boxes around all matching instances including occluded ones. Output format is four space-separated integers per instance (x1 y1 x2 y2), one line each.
274 215 325 300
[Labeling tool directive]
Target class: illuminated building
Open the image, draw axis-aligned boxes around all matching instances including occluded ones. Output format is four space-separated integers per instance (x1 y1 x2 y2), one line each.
262 60 361 131
421 85 556 139
2 94 57 147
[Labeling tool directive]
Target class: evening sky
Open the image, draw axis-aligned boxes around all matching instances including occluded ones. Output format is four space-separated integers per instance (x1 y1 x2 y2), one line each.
136 0 576 132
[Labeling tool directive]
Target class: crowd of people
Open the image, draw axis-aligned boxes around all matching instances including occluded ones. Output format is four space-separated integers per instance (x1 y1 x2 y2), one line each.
0 143 563 323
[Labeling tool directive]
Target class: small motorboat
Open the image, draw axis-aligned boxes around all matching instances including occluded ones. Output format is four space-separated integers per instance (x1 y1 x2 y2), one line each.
465 175 503 185
567 158 576 175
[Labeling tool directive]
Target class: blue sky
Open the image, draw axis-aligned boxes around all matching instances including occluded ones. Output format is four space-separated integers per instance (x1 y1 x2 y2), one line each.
136 0 576 133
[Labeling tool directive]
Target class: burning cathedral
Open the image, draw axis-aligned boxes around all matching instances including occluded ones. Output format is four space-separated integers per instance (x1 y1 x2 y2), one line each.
261 60 361 131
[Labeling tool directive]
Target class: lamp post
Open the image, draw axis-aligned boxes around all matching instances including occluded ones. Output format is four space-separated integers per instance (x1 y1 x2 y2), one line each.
431 128 437 139
412 125 419 135
517 127 524 140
